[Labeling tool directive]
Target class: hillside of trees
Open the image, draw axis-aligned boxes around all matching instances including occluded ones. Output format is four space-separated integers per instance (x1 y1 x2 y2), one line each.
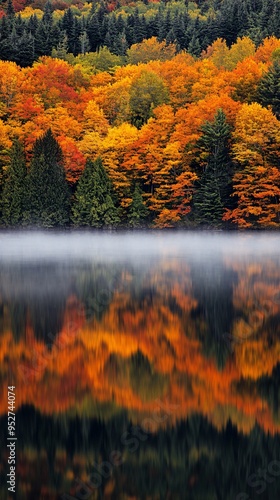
1 258 280 430
1 0 280 63
0 0 280 228
1 256 280 497
2 406 280 499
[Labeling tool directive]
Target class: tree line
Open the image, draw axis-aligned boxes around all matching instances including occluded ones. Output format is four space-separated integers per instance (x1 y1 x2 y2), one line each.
2 71 280 229
1 0 280 67
1 129 150 227
0 28 280 229
0 117 239 228
2 404 280 499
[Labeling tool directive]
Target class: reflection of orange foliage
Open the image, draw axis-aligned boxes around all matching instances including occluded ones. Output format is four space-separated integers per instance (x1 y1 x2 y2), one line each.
1 262 280 436
235 340 279 380
228 258 280 384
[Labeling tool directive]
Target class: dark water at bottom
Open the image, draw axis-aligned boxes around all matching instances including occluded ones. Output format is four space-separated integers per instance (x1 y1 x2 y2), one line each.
0 231 280 500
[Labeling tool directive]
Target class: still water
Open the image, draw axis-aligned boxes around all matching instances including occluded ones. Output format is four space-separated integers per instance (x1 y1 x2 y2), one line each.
1 231 280 500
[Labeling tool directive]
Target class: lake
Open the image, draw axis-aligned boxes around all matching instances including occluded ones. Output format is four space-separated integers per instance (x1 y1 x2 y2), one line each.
1 231 280 500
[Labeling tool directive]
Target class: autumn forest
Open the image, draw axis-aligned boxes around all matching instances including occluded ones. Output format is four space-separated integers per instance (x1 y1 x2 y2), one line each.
1 236 280 498
0 0 279 228
1 1 280 497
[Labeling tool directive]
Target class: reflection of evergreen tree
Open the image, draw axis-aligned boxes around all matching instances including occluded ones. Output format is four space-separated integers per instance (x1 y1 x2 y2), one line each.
9 302 27 342
27 268 68 344
2 140 27 226
72 158 119 227
104 351 169 403
0 264 73 344
190 261 237 368
257 363 280 423
29 296 65 345
75 264 121 321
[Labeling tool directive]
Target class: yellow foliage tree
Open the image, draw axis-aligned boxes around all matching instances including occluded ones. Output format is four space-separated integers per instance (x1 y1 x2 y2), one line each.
224 103 280 227
82 100 109 135
127 37 177 65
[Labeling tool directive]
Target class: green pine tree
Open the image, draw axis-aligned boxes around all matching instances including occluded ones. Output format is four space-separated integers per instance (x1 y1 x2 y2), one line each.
72 157 120 227
35 23 50 57
0 27 20 63
112 31 128 56
257 59 280 119
87 14 101 51
51 31 68 60
128 184 148 227
2 140 27 226
24 129 70 227
192 109 233 226
6 0 15 19
42 0 53 27
192 176 224 227
188 33 201 57
18 30 35 67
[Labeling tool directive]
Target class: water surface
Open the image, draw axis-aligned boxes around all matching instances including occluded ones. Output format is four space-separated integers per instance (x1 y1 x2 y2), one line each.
1 231 280 500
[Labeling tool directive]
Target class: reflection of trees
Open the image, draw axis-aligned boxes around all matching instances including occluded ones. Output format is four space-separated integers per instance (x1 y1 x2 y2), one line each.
258 363 280 424
129 350 169 402
104 350 169 402
1 258 280 432
0 263 123 342
0 264 73 343
1 254 280 498
9 302 26 342
74 263 122 321
233 360 280 427
230 259 280 344
190 261 237 368
3 407 280 500
29 295 65 344
265 312 280 347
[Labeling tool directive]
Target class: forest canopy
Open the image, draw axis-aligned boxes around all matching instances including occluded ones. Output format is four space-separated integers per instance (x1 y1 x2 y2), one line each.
0 0 279 228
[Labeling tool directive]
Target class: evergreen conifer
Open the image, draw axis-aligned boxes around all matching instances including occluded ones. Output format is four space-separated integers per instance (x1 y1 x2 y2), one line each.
72 158 119 227
25 129 70 227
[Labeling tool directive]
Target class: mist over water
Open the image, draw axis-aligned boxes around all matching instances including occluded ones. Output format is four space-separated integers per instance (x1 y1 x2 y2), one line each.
0 230 280 263
1 229 279 304
1 231 280 500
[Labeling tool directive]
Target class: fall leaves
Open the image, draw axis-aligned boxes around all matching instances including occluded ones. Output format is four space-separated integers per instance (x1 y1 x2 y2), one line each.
224 103 280 227
0 36 280 227
1 257 280 435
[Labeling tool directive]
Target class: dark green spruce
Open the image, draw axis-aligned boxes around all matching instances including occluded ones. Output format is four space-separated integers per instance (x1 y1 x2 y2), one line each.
24 129 70 227
0 0 279 66
257 58 280 119
192 109 233 227
72 157 120 227
128 183 149 227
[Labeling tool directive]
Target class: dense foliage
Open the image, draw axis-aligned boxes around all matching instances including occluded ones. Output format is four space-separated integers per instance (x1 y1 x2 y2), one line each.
1 255 280 496
1 0 280 65
0 0 279 228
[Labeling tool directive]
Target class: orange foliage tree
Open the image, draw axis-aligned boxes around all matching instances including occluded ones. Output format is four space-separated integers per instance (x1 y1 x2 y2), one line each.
0 39 279 227
224 103 280 227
